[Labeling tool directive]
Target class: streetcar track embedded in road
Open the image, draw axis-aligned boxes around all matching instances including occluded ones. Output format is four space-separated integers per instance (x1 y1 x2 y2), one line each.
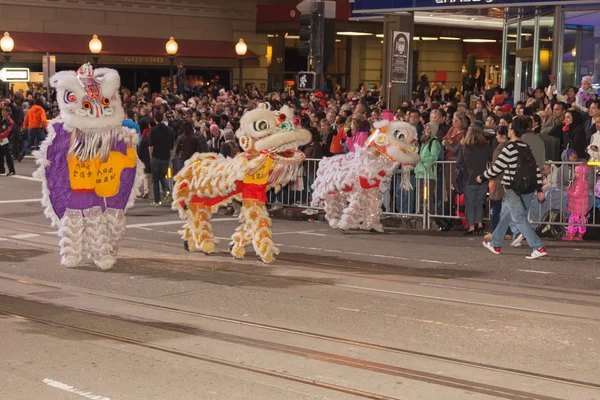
0 308 398 400
0 294 581 400
2 221 600 321
1 283 599 394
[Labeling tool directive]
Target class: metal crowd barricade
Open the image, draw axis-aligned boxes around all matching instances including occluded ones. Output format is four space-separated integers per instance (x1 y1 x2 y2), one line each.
384 168 427 227
267 158 323 209
425 161 464 229
269 157 600 234
528 161 600 234
266 158 428 226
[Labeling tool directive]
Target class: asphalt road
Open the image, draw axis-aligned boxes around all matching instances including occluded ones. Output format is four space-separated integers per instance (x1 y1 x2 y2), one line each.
0 157 599 400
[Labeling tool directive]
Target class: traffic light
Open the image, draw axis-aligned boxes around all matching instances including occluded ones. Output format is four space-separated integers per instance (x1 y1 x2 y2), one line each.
299 12 312 57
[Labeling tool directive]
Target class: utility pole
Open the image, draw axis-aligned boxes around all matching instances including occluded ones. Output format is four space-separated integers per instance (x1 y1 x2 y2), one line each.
313 0 325 91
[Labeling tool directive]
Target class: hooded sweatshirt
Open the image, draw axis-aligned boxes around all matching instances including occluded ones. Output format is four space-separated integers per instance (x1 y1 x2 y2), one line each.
567 164 589 215
23 105 47 130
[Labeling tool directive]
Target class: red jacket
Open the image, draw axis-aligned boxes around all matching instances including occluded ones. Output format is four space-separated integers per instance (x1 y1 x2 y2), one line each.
0 115 13 140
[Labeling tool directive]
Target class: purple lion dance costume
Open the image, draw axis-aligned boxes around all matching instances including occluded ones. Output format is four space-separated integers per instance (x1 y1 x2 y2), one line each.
33 64 143 270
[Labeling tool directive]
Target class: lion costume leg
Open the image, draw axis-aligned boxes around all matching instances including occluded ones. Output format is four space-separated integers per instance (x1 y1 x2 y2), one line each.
105 208 126 256
83 206 116 270
245 199 279 263
361 188 384 232
338 190 363 231
324 191 344 229
230 206 252 260
188 202 217 254
58 209 85 268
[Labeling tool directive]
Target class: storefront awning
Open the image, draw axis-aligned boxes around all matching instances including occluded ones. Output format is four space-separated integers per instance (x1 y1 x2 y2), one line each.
9 32 260 59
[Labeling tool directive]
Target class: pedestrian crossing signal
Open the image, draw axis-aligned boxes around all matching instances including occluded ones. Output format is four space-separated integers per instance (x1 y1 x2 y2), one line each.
297 71 316 91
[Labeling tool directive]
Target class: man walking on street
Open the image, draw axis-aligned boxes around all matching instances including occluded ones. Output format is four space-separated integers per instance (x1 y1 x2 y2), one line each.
0 107 16 176
477 116 547 260
148 112 175 206
16 98 47 162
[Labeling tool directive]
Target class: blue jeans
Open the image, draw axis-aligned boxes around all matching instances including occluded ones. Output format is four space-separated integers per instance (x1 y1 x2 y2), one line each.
20 128 45 156
151 158 170 203
491 190 543 250
490 199 502 231
395 173 416 214
464 185 487 227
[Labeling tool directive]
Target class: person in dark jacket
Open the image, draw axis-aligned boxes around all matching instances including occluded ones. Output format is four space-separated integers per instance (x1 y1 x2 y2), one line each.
0 107 15 175
456 122 491 235
138 121 155 199
174 120 199 171
562 110 587 158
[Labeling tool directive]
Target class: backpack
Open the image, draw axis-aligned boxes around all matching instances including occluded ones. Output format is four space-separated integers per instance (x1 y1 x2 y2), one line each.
536 209 564 239
511 143 538 194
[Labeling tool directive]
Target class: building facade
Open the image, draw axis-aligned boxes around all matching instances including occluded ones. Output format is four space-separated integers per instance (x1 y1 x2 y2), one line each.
2 0 268 92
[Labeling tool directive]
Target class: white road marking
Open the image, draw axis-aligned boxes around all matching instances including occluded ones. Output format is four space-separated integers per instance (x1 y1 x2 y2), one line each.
126 218 237 229
0 238 7 241
9 175 41 182
283 244 455 265
335 284 576 317
0 198 41 204
10 233 40 239
44 231 57 235
276 230 325 236
518 269 555 275
42 378 111 400
297 232 327 237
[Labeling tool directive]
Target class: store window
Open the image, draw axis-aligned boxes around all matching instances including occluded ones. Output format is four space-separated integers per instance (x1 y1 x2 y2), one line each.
562 10 600 92
537 14 554 89
519 18 535 49
504 21 518 91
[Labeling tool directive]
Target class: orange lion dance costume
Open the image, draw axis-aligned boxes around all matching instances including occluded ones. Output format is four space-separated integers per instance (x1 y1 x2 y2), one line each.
172 105 311 263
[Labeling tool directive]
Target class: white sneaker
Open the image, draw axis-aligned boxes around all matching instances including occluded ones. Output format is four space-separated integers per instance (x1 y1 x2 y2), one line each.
482 241 501 255
270 204 283 211
526 247 548 260
511 233 524 248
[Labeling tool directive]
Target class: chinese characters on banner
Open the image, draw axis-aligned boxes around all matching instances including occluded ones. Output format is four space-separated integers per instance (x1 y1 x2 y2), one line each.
391 31 410 84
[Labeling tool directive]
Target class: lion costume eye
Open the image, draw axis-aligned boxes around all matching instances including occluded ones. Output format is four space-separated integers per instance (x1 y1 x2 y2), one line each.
82 101 92 110
64 91 76 103
101 97 111 106
393 130 406 141
253 120 269 131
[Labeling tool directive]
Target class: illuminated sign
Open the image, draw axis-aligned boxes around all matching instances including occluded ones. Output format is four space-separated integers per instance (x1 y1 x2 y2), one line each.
297 71 316 91
124 56 165 64
353 0 597 13
0 68 29 82
434 0 495 3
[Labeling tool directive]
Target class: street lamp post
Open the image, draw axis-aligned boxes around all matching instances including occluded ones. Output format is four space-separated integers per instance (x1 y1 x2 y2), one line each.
165 37 178 92
0 32 14 97
235 38 247 91
88 34 102 67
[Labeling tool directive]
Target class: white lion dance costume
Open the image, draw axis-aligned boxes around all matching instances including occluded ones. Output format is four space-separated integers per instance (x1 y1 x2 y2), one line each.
172 105 310 263
311 120 420 232
34 64 142 270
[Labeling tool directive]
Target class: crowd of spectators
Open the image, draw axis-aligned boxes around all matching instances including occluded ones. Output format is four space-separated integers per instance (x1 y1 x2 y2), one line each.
2 73 599 237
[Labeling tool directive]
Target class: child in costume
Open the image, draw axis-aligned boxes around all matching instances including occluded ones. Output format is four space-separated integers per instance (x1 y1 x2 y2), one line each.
34 64 143 270
563 164 590 241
